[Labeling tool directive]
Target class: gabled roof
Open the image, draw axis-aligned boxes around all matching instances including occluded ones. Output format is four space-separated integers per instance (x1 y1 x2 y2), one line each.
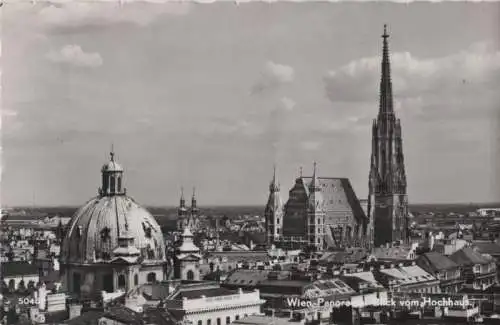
1 261 39 277
419 252 458 272
300 177 367 224
450 247 492 266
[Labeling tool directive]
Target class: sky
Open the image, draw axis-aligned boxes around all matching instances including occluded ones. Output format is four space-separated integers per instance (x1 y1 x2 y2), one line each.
1 1 500 207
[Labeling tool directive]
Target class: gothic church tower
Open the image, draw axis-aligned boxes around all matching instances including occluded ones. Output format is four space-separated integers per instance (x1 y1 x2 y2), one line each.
368 25 409 248
265 165 284 245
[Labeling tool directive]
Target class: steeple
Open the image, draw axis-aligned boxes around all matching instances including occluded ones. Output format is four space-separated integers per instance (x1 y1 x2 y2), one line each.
269 164 280 192
368 25 409 248
379 24 394 116
180 187 186 208
309 162 321 192
99 147 125 197
191 187 197 209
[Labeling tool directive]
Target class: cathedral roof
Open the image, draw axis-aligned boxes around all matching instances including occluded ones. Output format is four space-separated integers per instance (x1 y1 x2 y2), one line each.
300 177 367 224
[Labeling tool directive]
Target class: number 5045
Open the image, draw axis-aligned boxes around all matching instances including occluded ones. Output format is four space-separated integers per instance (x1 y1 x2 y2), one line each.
18 297 40 305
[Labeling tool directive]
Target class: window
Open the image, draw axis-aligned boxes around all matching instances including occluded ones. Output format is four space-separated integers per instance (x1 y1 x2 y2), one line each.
134 274 138 286
217 318 221 325
235 316 239 321
147 272 156 283
117 177 122 192
118 274 126 288
277 218 280 224
207 320 211 325
198 321 202 325
110 176 115 193
187 270 195 280
226 317 230 324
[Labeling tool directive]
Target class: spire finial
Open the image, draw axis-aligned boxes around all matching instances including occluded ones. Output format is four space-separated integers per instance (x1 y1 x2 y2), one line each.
299 166 303 178
181 186 184 199
192 187 196 198
272 164 276 181
110 144 115 161
382 24 389 39
313 161 317 176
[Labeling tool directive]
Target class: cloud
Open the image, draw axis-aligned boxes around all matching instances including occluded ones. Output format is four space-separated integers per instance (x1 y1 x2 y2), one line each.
277 97 296 112
37 2 192 28
199 118 264 138
252 61 295 95
324 41 500 104
47 45 103 68
300 140 322 151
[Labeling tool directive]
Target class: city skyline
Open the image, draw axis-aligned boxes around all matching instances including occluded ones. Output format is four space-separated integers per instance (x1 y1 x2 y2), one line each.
2 2 500 207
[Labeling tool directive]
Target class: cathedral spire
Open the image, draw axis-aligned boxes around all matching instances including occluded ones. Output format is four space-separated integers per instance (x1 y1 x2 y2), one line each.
180 187 186 208
270 164 280 192
379 24 394 116
309 162 321 192
191 187 197 209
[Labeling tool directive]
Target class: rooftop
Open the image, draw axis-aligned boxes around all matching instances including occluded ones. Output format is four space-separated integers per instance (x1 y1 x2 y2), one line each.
450 247 492 266
1 261 39 277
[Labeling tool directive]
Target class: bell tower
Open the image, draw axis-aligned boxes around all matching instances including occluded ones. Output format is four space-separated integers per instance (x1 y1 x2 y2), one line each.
264 165 284 246
307 162 325 250
368 25 409 248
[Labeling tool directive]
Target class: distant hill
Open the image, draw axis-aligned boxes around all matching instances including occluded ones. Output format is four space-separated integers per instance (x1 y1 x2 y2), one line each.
5 203 500 221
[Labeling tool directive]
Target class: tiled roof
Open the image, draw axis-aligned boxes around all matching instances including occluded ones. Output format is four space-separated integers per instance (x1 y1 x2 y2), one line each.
472 242 500 256
372 246 412 260
1 261 39 277
419 252 458 271
301 177 367 224
170 283 238 300
450 247 492 266
223 269 271 286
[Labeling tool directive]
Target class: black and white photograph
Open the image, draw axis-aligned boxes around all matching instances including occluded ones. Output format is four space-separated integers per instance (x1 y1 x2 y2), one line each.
1 1 500 324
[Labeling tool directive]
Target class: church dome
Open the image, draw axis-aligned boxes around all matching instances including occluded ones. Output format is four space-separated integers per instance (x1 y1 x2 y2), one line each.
60 151 166 266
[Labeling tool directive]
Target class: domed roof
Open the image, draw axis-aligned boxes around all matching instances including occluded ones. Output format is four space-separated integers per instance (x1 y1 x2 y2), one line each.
101 160 123 172
61 195 166 265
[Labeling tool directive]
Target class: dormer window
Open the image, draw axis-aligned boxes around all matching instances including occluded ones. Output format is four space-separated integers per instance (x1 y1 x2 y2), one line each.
100 227 111 242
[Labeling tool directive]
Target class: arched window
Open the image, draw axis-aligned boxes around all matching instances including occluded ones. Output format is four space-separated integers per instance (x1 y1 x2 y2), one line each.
147 272 156 283
110 176 115 193
226 317 230 324
118 274 126 288
187 270 195 281
117 177 122 192
217 318 221 325
207 320 211 325
235 316 239 321
209 262 215 273
198 321 202 325
8 279 15 291
134 274 139 286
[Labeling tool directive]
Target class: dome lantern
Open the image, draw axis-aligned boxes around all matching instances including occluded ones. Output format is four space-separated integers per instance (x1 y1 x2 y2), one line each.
99 147 125 197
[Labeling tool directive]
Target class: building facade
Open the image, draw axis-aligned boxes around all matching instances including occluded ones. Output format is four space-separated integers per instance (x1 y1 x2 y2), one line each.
59 151 168 298
368 25 409 248
163 283 265 325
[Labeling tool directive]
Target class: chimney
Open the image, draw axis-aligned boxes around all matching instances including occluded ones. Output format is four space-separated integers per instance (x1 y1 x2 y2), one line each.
238 288 243 294
68 304 82 319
